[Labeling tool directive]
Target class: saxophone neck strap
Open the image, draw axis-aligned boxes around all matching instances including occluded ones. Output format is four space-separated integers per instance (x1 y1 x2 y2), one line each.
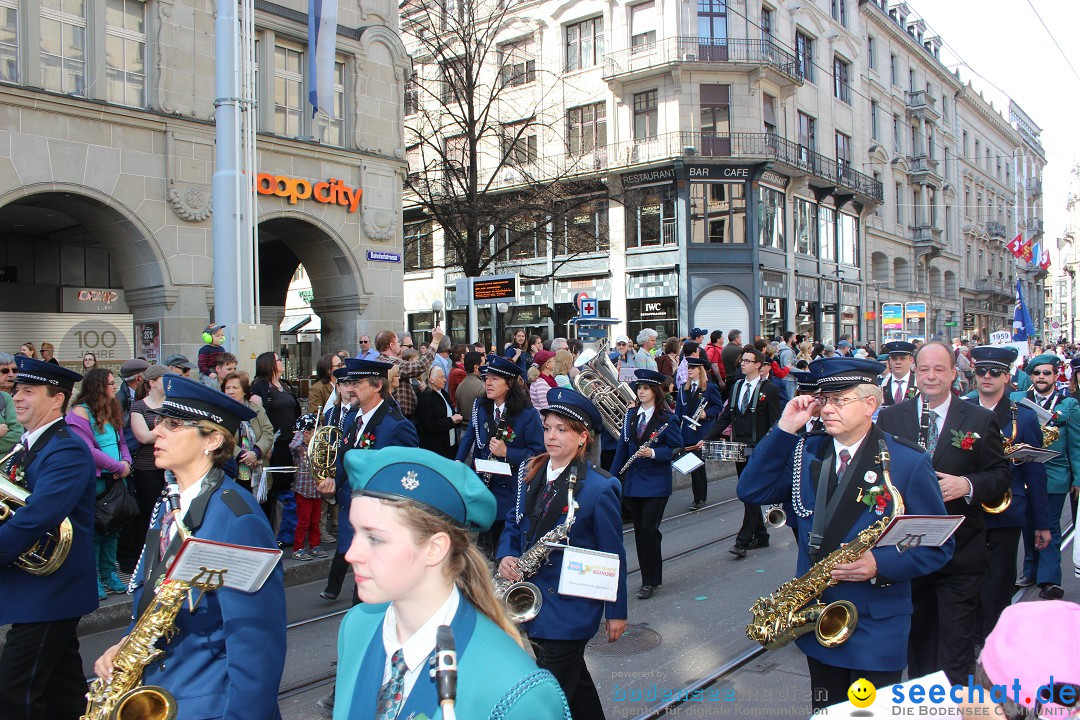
526 459 584 547
807 429 879 563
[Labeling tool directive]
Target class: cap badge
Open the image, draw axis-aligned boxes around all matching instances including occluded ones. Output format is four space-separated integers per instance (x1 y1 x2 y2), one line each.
401 471 420 491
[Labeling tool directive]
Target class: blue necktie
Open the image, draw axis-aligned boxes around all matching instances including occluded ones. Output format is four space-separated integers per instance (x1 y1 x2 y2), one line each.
375 649 408 720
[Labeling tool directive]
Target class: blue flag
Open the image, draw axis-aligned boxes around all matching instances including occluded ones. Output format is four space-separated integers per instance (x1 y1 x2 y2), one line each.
1012 278 1035 341
308 0 338 117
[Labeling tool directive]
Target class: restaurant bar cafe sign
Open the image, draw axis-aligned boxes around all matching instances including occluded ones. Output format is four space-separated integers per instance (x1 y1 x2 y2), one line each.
256 173 363 213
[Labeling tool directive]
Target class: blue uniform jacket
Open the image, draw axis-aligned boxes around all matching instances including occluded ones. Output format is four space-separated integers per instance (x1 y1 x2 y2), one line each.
738 425 953 672
456 400 545 519
496 458 628 640
336 401 418 551
611 407 683 497
971 397 1050 531
1011 389 1080 495
0 419 97 625
131 469 286 720
674 382 723 446
335 596 570 720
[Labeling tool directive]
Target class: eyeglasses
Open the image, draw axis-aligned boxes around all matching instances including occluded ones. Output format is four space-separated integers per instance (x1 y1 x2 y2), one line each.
158 417 202 432
0 368 12 374
813 395 866 408
740 358 760 365
1031 369 1056 377
109 380 121 387
360 340 370 344
402 344 414 349
974 367 1005 378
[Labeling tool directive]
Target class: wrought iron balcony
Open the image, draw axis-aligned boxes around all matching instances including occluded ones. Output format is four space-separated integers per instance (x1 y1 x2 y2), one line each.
1026 177 1042 196
906 90 940 121
1026 217 1044 234
602 37 803 84
975 278 1011 296
986 221 1007 239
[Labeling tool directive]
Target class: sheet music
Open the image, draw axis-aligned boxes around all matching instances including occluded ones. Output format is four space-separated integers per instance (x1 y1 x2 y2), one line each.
167 537 282 593
1017 397 1054 425
875 515 965 550
672 452 705 475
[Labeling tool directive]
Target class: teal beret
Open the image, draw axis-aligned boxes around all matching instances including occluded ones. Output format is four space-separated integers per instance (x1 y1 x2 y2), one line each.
345 447 496 531
1026 354 1060 374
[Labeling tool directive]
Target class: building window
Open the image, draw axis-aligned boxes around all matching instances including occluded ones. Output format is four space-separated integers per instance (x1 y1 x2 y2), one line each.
835 131 851 174
566 102 606 156
830 0 845 26
700 84 730 152
690 182 745 244
908 67 915 92
403 221 434 272
324 60 346 146
566 17 603 71
444 134 467 182
762 92 777 134
893 114 902 153
406 144 422 181
274 43 304 137
105 0 146 107
633 89 658 139
758 186 785 250
889 53 898 86
40 0 87 95
870 100 879 140
962 130 968 156
630 2 656 49
797 111 815 152
556 197 609 254
404 73 418 115
0 0 15 82
838 212 858 266
795 31 813 83
626 184 676 248
866 35 875 70
501 121 537 166
498 218 547 261
818 205 836 261
926 124 934 159
441 58 464 103
499 36 535 87
698 0 727 40
794 197 817 256
760 6 772 39
833 55 851 103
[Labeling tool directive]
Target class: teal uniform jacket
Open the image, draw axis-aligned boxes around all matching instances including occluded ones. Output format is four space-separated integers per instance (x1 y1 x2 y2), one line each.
1011 389 1080 494
334 598 571 720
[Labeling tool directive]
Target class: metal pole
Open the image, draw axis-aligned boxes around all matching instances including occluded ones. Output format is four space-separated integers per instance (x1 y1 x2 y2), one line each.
467 278 478 347
212 0 243 335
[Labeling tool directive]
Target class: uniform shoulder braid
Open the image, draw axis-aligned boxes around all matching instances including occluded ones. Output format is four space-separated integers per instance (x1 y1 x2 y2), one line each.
887 434 926 453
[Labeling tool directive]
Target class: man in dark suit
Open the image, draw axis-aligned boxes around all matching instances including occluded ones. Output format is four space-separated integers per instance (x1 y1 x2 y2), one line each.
876 340 1011 685
0 357 96 720
967 345 1049 641
879 341 918 407
738 357 952 709
706 346 782 558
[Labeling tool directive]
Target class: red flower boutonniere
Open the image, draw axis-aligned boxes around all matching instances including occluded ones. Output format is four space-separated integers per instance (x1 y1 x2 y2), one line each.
758 393 766 404
906 387 919 399
497 427 517 443
951 430 980 451
857 483 893 516
7 462 25 487
357 432 376 450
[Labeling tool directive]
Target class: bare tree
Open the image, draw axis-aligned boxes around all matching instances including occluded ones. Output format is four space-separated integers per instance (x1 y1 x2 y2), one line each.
401 0 615 280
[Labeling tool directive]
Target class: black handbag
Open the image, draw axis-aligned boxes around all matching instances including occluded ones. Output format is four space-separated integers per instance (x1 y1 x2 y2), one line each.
95 476 139 535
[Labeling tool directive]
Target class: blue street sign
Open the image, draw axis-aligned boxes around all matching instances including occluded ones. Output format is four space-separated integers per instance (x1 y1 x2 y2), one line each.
580 297 598 318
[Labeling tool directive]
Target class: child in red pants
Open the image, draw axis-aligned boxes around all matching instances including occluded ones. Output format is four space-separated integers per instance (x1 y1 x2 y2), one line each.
289 415 327 560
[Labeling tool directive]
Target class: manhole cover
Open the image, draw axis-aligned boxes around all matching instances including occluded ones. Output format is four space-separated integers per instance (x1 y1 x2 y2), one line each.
585 623 662 656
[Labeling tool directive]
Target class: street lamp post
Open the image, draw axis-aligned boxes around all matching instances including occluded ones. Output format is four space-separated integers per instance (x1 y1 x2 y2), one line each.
496 302 510 353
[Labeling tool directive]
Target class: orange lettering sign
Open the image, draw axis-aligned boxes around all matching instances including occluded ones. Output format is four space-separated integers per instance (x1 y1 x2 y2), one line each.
256 173 363 213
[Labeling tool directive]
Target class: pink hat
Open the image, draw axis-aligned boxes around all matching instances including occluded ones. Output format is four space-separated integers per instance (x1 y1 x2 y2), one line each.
980 600 1080 714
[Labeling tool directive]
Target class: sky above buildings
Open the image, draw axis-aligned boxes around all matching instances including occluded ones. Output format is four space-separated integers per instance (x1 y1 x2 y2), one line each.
910 0 1078 263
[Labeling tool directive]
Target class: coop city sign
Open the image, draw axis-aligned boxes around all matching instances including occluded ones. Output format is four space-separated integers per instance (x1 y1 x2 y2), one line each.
256 173 363 213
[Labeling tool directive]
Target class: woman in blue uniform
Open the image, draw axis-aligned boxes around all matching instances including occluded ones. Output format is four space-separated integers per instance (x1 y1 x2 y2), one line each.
611 369 683 599
674 357 723 511
497 387 628 718
455 355 544 555
93 375 286 720
335 446 570 720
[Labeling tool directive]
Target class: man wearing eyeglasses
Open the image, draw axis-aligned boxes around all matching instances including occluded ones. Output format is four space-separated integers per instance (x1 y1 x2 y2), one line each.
877 340 1010 686
966 345 1049 643
737 357 952 709
0 352 23 455
357 335 379 361
879 341 919 407
1011 353 1080 602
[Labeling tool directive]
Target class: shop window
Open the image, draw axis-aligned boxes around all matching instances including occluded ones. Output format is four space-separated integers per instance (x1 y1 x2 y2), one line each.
565 17 603 72
796 300 818 341
690 182 745 244
627 297 678 344
758 186 785 250
497 219 549 261
818 205 836 261
837 212 858 266
403 221 434 272
794 197 817 256
0 0 16 82
626 185 676 248
566 102 606 156
760 297 785 342
41 0 87 95
499 36 535 87
274 42 304 137
105 0 146 107
556 197 609 254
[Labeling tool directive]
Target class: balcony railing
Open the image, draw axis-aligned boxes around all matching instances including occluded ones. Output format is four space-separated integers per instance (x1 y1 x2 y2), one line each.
976 278 1011 295
986 221 1007 238
1026 217 1044 234
603 37 802 83
1026 178 1042 195
906 90 940 119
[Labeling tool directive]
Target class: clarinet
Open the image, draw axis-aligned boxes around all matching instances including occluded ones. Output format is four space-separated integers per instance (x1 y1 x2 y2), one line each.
918 399 932 451
620 420 670 475
431 625 457 720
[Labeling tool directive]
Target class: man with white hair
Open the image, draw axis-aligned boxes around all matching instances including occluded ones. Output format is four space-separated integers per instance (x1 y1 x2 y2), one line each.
634 329 658 371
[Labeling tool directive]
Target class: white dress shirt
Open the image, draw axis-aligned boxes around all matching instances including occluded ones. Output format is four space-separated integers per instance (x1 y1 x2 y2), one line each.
356 400 385 439
833 435 866 476
738 377 760 412
19 416 64 449
380 585 461 700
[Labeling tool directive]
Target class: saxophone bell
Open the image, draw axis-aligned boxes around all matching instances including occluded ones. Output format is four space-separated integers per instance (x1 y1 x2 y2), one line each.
108 686 178 720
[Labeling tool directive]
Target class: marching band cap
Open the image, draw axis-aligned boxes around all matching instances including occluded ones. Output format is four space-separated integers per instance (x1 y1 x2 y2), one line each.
14 355 82 391
1026 353 1060 374
881 341 916 356
163 353 196 371
481 354 523 380
970 345 1018 372
790 370 817 393
119 358 150 381
629 368 666 391
689 328 708 339
1071 357 1080 370
809 357 885 394
542 387 602 432
157 374 255 435
685 356 707 368
980 600 1080 716
334 358 392 381
346 446 496 531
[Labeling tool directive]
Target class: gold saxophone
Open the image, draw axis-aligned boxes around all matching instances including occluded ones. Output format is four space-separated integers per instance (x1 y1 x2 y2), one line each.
747 439 904 650
83 484 225 720
0 447 73 576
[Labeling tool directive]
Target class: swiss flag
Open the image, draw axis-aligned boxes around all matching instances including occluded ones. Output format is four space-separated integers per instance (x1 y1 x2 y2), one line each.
1020 236 1035 262
1006 232 1024 258
1040 249 1051 270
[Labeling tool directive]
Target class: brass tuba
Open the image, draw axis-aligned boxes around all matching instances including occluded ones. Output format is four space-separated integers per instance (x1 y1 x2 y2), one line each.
307 408 342 483
573 341 637 439
0 447 73 576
